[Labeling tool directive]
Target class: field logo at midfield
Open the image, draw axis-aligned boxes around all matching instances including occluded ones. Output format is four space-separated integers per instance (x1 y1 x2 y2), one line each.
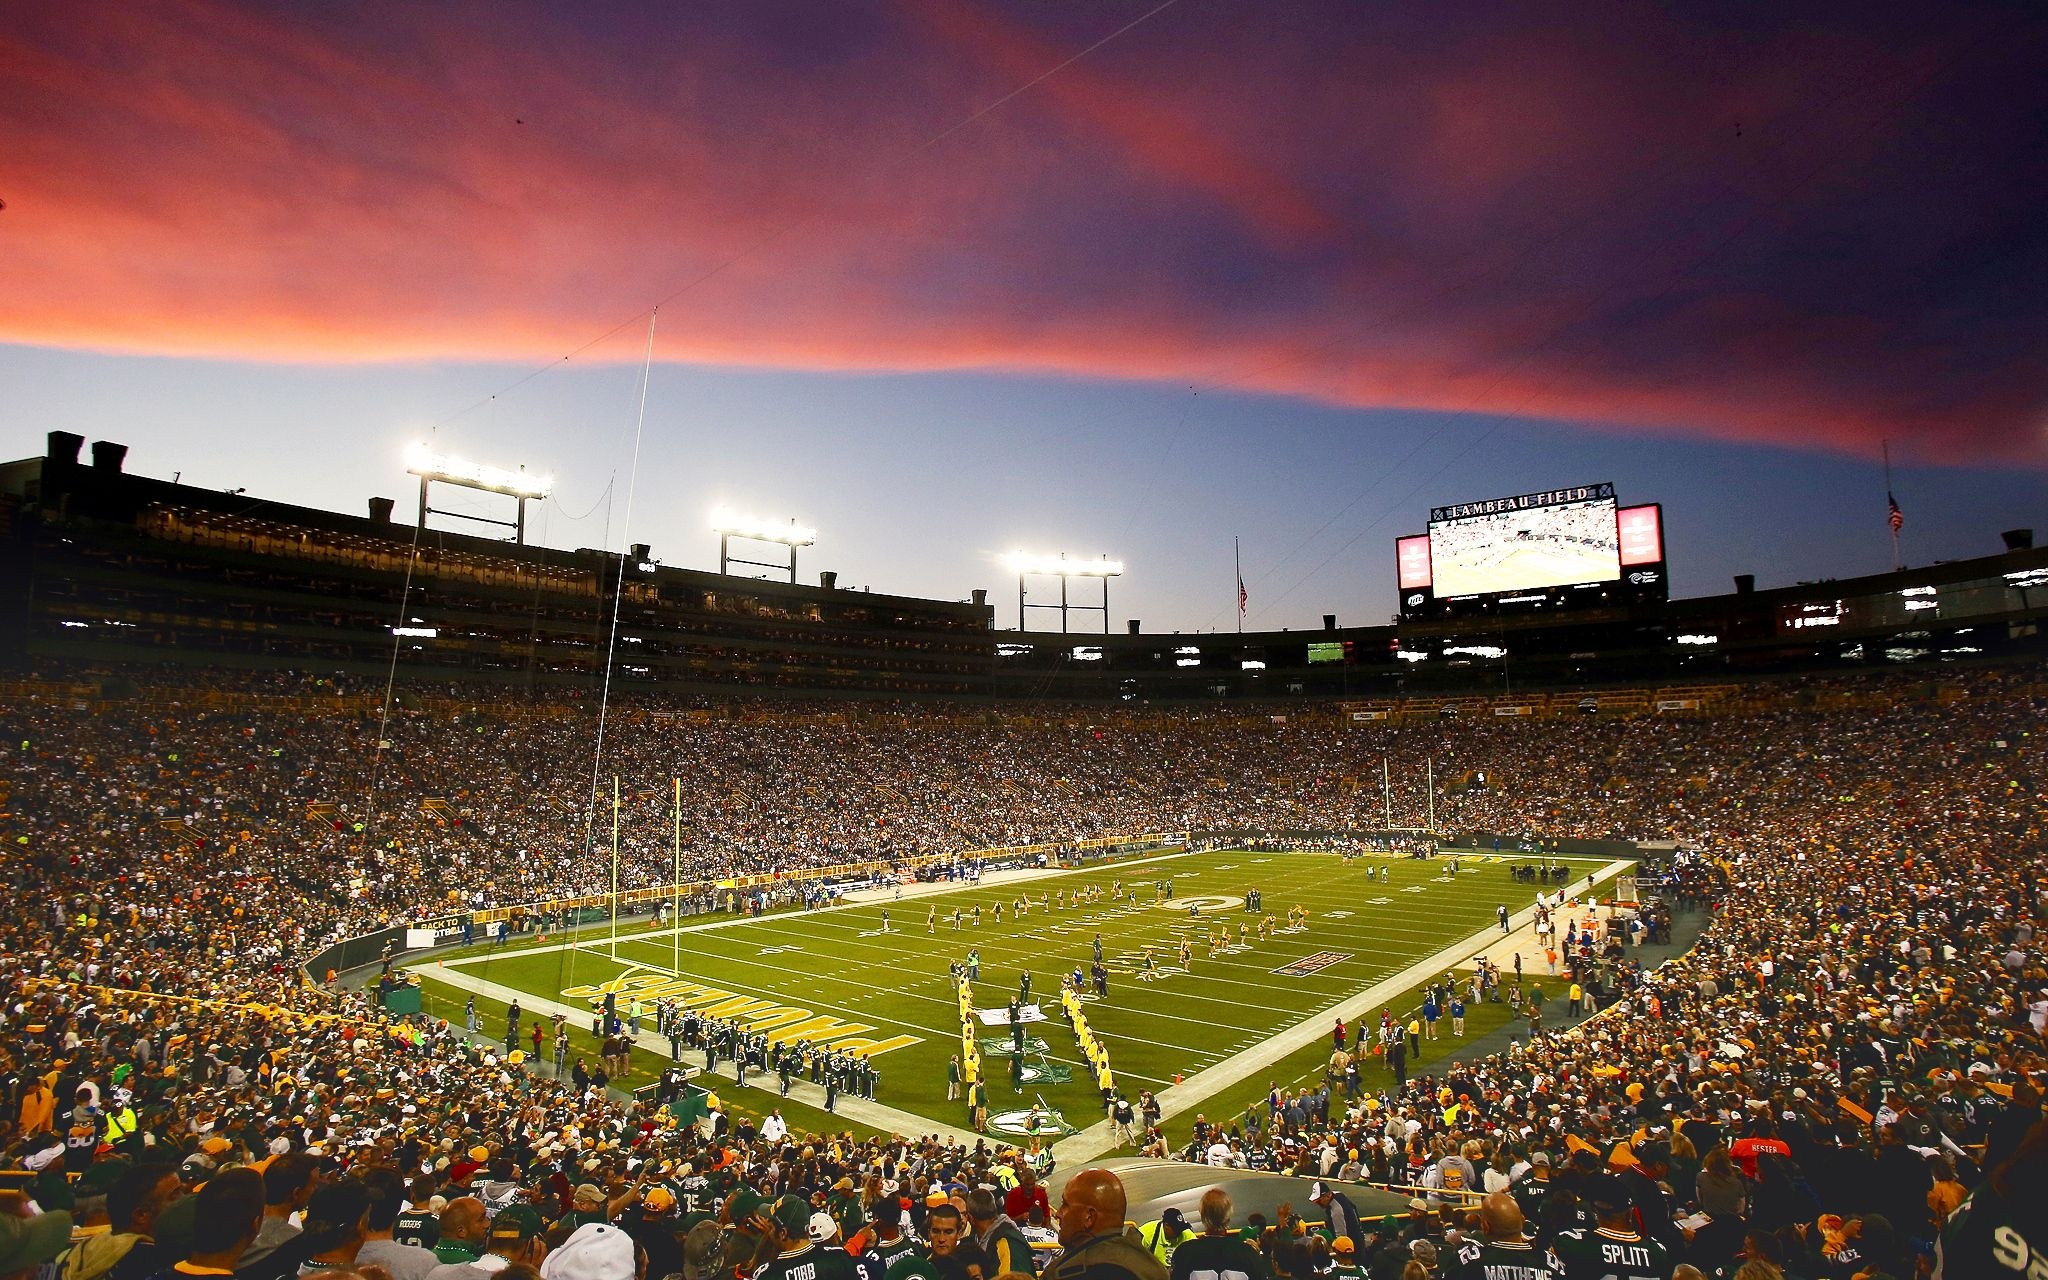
988 1108 1075 1137
1154 894 1244 913
1273 951 1351 977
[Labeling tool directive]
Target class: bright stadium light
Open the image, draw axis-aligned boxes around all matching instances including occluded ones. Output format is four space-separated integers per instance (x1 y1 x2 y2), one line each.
1010 551 1123 633
712 508 817 582
404 443 551 544
406 443 552 499
710 507 817 547
1004 551 1124 577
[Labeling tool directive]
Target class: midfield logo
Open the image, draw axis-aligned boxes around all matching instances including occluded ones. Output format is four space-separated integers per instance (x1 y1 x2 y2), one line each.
1273 951 1351 977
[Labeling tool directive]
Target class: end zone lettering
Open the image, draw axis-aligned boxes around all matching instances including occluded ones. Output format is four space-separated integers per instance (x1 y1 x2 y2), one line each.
1273 951 1350 976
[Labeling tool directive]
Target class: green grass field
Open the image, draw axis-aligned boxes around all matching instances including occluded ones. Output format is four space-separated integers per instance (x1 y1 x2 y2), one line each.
413 847 1609 1139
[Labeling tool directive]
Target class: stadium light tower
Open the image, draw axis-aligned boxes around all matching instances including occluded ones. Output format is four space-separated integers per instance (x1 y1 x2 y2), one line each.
1007 551 1124 633
711 507 817 583
405 443 552 544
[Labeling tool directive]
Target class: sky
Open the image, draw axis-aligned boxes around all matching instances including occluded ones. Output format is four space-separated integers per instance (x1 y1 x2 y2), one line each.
3 0 2045 632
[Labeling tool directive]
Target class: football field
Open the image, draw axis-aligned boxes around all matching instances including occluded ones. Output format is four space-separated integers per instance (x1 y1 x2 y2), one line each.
414 846 1611 1138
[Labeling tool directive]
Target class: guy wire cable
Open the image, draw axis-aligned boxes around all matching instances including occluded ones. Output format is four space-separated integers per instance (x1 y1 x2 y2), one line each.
565 309 659 996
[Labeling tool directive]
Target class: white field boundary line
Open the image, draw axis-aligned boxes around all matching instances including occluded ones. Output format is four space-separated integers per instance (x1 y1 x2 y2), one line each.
444 850 1578 1067
588 858 1523 1024
445 845 1575 971
417 964 978 1144
653 897 1454 1012
723 857 1540 986
715 911 1495 1013
441 846 1200 966
467 923 1202 1085
1048 858 1635 1166
594 916 1254 1055
594 940 1191 1084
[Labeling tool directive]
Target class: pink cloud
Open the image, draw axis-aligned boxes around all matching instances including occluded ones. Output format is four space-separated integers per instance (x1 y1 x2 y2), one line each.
0 1 2041 462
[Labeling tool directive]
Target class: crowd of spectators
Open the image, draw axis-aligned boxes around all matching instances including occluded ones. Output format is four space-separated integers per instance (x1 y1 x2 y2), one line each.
0 660 2042 1280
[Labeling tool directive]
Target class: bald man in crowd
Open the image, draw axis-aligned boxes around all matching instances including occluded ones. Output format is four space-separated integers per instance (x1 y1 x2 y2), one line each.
1044 1169 1166 1280
1445 1193 1554 1280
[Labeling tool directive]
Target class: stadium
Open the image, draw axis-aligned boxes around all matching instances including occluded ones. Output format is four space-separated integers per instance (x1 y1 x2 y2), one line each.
3 428 2045 1280
4 8 2047 1280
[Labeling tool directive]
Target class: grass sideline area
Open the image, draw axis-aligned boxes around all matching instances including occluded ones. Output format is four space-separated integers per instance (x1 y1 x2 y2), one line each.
406 846 1612 1137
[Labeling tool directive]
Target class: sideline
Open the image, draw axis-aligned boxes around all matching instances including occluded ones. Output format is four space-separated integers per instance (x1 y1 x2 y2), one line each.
1048 858 1635 1165
417 965 979 1145
439 846 1197 968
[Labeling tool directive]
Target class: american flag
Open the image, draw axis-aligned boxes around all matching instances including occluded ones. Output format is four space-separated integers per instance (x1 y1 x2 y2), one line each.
1888 491 1904 533
1238 575 1247 617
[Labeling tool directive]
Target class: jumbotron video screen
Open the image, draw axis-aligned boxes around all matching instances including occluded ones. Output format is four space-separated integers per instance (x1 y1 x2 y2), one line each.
1394 483 1666 617
1430 488 1621 597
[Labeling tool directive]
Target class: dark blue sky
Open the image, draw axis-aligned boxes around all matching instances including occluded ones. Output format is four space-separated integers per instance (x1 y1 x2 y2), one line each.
5 345 2040 632
2 0 2043 629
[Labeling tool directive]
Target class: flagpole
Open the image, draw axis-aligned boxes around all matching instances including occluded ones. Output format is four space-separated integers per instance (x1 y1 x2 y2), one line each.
1425 757 1435 832
1382 757 1392 831
1234 536 1244 634
609 777 619 960
1883 440 1901 571
672 775 681 979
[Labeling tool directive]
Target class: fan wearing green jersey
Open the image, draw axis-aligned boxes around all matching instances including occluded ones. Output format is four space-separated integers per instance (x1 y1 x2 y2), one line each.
753 1195 861 1280
1544 1178 1667 1280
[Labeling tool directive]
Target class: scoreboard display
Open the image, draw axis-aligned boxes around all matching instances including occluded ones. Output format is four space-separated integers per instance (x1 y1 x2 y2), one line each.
1396 484 1665 619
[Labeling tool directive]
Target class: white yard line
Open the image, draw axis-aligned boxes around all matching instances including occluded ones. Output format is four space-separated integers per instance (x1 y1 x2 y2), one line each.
428 847 1629 1146
1048 858 1635 1165
419 964 981 1145
443 848 1198 967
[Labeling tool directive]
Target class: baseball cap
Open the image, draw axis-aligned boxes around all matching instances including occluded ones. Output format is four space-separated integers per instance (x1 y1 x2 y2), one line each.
1530 1152 1550 1166
1584 1175 1633 1211
1332 1238 1355 1255
729 1189 765 1223
808 1212 840 1243
645 1187 677 1214
1308 1181 1330 1200
1407 1198 1428 1212
541 1222 637 1280
491 1205 546 1244
574 1183 606 1207
772 1195 813 1236
683 1221 724 1280
78 1159 132 1197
